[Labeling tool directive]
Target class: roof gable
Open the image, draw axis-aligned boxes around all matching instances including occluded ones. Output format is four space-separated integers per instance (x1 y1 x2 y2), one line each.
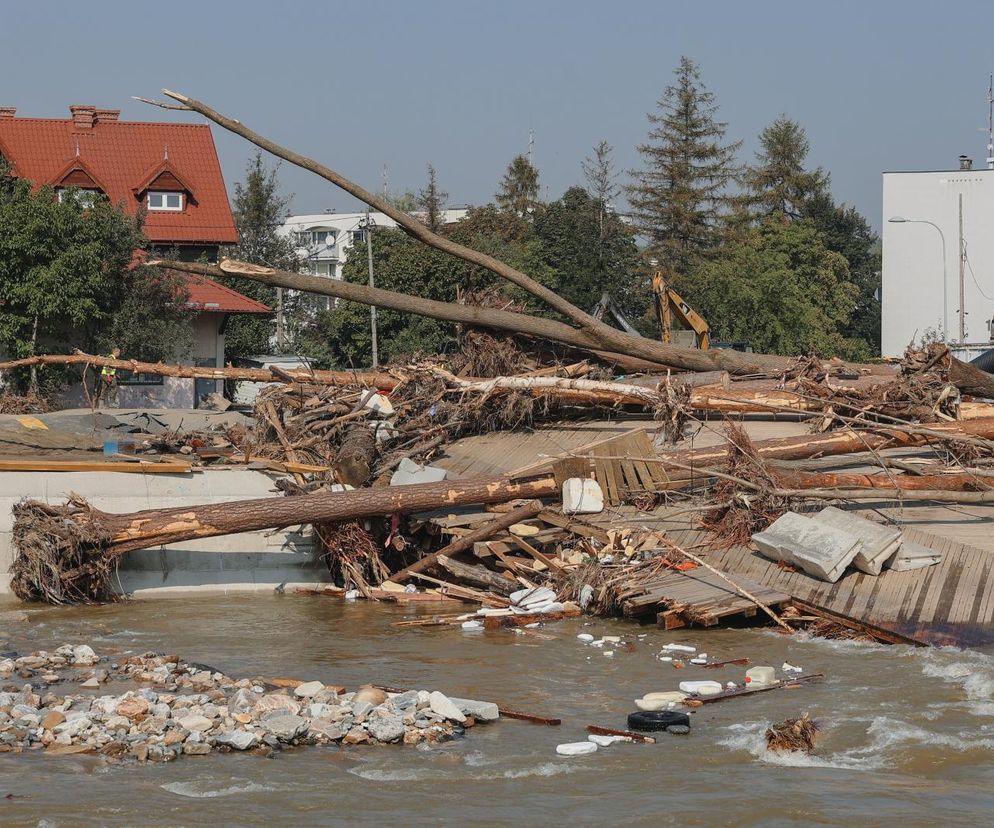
0 110 238 245
50 156 105 191
132 158 197 202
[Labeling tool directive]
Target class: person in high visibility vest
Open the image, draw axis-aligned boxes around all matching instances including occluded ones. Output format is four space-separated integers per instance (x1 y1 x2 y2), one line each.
94 346 121 408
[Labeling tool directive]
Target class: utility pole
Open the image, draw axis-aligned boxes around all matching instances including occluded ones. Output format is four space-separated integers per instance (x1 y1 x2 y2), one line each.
275 287 285 351
959 193 966 343
364 211 379 367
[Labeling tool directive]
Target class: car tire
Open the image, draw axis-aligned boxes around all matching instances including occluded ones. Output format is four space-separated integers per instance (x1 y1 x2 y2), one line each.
626 710 691 732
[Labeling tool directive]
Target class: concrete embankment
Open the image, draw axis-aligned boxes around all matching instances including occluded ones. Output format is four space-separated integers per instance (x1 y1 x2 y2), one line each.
0 469 330 596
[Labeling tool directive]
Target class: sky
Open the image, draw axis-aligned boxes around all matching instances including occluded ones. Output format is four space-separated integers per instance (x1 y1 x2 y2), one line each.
5 0 994 231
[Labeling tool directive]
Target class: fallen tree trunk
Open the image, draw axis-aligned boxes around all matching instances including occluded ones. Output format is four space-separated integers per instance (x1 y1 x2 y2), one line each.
436 554 517 596
10 475 557 604
0 352 399 389
334 424 377 487
773 468 994 492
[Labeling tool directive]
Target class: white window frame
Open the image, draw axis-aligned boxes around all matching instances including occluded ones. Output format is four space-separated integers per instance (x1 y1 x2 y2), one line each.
147 191 184 211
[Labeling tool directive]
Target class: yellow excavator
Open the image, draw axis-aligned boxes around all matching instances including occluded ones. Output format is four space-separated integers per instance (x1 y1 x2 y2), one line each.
591 270 712 350
652 271 711 350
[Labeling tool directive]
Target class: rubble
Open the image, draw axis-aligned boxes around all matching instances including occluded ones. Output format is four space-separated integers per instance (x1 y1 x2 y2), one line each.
0 645 498 762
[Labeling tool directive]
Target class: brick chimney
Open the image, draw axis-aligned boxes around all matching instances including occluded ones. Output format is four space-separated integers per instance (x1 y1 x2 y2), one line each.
95 108 120 123
69 105 97 129
0 107 15 119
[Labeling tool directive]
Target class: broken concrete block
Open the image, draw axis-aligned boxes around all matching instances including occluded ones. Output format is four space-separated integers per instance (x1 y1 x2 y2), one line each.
886 541 943 571
390 457 447 486
810 506 901 576
362 392 395 416
562 478 604 514
752 512 861 583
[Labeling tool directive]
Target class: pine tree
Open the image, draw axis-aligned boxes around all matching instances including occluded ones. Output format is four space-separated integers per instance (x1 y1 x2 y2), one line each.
417 163 448 231
223 152 301 357
626 56 741 280
582 140 620 241
496 154 540 218
744 115 828 219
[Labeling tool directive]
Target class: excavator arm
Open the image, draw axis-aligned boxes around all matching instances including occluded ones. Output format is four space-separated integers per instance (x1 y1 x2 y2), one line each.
652 272 710 350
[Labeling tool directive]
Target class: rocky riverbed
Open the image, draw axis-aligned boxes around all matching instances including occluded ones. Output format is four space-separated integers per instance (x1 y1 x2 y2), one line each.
0 644 497 762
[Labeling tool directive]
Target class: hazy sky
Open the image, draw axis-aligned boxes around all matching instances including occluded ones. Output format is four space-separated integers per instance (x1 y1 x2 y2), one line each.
5 0 994 229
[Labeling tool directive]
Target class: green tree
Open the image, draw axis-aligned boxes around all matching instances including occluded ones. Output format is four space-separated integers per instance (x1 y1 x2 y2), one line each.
223 152 300 358
626 56 741 281
0 172 193 392
744 115 828 220
686 220 867 359
534 186 647 323
582 140 620 241
416 163 448 232
802 191 881 352
496 154 541 218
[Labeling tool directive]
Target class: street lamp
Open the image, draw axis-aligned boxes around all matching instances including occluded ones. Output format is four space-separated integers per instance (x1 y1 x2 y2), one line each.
888 216 948 342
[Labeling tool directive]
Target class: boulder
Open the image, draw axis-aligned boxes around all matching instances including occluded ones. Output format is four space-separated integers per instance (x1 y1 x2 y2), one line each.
263 713 309 742
428 691 466 723
72 645 98 666
293 681 325 699
353 685 388 706
448 697 499 722
215 730 258 751
253 693 300 717
178 714 212 733
367 716 406 743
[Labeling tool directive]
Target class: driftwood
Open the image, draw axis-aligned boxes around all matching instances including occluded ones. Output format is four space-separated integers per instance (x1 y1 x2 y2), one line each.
435 554 516 596
0 352 398 389
9 475 557 604
334 424 377 487
388 500 543 583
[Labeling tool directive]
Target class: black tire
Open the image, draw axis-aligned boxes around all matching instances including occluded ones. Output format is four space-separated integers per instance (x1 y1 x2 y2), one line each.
626 710 691 732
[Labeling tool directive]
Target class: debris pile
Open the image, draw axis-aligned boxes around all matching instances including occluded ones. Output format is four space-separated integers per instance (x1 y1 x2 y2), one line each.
765 712 819 753
0 645 497 761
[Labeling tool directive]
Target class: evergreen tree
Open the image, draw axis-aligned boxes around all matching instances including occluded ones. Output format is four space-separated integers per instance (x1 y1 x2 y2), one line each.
223 152 301 358
582 140 620 241
496 154 541 218
416 163 448 231
744 115 828 219
626 56 741 281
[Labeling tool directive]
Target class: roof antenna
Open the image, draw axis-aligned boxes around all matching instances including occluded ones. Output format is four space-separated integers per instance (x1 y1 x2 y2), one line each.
164 143 169 161
987 74 994 170
528 130 534 165
74 136 80 158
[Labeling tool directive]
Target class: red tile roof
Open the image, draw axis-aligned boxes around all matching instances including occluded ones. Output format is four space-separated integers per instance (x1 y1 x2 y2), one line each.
0 108 238 244
180 272 271 314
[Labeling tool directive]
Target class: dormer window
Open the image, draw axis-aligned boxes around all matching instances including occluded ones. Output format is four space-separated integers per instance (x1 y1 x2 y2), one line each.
148 191 184 211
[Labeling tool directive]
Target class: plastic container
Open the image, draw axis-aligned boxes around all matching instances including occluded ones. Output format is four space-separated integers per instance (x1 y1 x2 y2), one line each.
745 666 776 686
102 437 119 457
678 680 723 696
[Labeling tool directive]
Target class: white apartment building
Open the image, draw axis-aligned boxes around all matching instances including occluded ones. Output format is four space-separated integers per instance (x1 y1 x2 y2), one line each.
882 157 994 359
280 208 470 281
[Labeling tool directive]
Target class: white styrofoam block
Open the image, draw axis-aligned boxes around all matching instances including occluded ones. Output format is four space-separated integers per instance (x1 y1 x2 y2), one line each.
562 478 604 514
752 512 861 583
362 392 394 416
886 540 943 571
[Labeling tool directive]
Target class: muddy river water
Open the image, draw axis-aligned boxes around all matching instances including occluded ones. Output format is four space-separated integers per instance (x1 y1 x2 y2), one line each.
2 595 994 826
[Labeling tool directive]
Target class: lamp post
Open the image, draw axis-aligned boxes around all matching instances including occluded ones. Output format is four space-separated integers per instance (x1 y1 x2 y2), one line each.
888 216 948 342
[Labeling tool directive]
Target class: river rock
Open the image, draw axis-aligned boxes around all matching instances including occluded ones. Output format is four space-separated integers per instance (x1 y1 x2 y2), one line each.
227 688 258 715
390 691 418 710
343 727 369 745
254 694 300 717
72 645 98 666
428 691 466 723
353 685 387 706
41 711 65 731
216 730 258 751
183 742 211 755
308 719 345 741
448 697 499 722
80 678 100 689
367 716 406 743
178 714 212 733
263 713 308 742
116 697 150 720
293 681 324 699
351 701 373 723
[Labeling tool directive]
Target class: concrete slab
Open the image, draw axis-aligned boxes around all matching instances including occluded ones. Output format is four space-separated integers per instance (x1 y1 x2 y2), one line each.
752 512 862 583
812 506 902 576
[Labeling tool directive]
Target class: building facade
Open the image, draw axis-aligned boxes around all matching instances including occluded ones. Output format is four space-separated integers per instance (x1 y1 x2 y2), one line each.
0 104 270 407
882 161 994 358
280 209 469 281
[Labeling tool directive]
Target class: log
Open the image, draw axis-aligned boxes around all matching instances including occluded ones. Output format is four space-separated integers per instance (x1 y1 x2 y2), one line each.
773 468 994 492
334 423 377 487
388 500 543 583
0 352 399 389
435 554 517 596
9 475 558 603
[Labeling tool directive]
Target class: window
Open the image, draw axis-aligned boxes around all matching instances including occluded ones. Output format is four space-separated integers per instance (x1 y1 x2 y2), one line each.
117 369 164 386
147 191 184 211
351 229 366 243
58 188 100 207
297 229 335 247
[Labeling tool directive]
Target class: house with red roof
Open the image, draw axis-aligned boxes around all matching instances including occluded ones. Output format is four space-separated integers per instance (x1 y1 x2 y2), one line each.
0 104 271 408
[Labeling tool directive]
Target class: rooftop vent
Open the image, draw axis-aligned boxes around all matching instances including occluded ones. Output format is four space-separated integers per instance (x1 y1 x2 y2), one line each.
960 155 974 170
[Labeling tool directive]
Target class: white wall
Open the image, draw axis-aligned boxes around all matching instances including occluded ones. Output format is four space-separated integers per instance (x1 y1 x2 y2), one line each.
882 169 994 356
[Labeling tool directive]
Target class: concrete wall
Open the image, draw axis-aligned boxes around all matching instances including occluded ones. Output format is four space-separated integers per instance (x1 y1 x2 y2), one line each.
0 469 331 597
882 169 994 356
